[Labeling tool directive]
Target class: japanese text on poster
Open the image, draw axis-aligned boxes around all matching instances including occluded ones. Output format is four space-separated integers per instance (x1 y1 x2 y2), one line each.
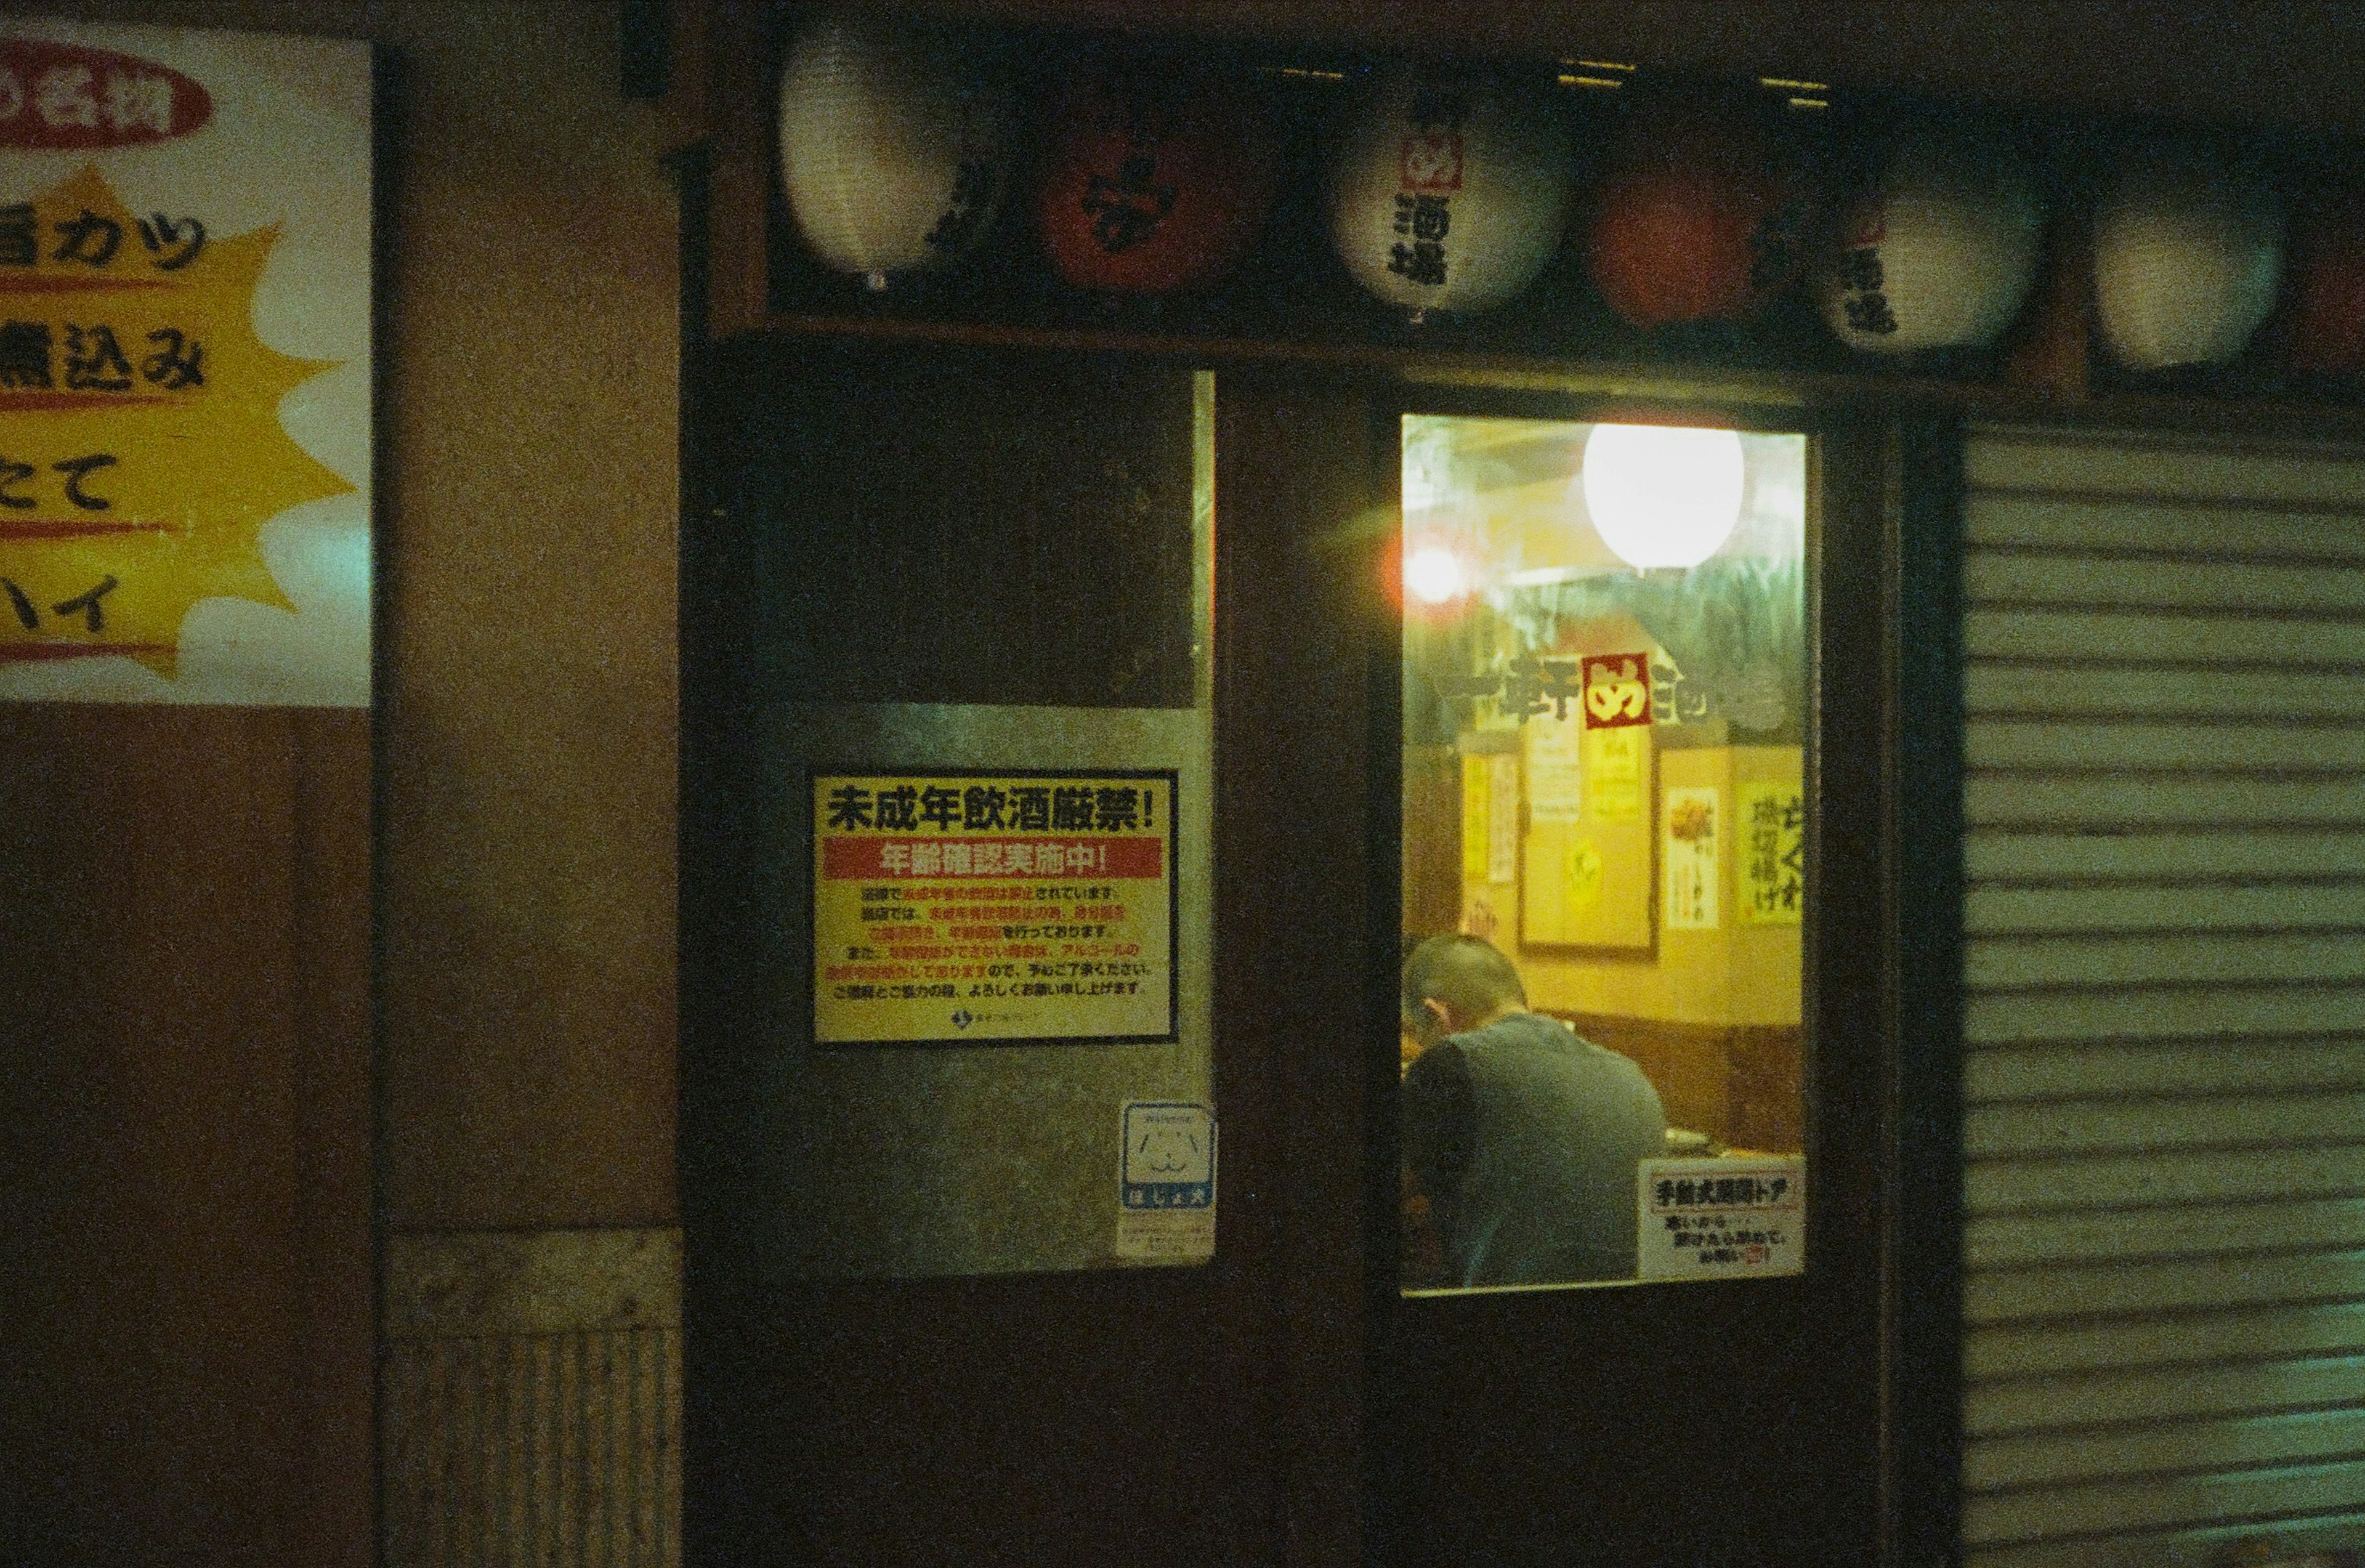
1486 752 1518 884
1637 1155 1805 1280
1524 706 1583 823
1664 786 1720 931
0 23 370 704
1738 779 1805 926
1459 750 1520 886
1586 725 1643 820
814 770 1178 1046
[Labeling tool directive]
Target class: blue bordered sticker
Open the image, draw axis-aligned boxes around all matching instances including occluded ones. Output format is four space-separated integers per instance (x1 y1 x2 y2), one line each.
1117 1101 1215 1262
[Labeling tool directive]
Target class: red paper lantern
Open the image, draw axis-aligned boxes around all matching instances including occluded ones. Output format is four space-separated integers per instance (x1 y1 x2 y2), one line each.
2281 186 2365 377
1585 101 1819 328
1032 65 1277 295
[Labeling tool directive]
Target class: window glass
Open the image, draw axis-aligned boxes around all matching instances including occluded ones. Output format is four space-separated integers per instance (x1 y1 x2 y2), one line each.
1399 415 1808 1293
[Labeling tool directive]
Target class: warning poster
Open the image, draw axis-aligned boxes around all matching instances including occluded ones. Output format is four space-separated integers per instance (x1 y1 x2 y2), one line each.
813 770 1178 1046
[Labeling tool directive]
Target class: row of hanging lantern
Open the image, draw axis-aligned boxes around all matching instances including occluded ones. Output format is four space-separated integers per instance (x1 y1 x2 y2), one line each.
775 12 2359 374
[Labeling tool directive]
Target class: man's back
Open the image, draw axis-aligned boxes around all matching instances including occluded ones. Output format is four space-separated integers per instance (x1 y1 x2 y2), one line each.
1403 1012 1667 1288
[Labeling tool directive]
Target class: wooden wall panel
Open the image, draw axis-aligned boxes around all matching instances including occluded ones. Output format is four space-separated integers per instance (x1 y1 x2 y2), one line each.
0 705 370 1568
289 707 376 1568
907 0 2365 131
1546 1011 1805 1152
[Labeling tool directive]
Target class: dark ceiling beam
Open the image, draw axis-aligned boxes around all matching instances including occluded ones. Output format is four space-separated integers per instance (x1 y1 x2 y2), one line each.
898 1 2365 130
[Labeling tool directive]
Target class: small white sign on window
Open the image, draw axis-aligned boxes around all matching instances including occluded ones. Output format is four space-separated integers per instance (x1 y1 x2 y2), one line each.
1115 1101 1215 1263
1637 1155 1804 1280
1486 753 1519 884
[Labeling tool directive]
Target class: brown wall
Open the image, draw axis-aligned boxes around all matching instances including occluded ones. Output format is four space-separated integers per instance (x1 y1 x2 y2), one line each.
57 0 681 1229
367 1 680 1231
1 706 372 1567
6 6 679 1564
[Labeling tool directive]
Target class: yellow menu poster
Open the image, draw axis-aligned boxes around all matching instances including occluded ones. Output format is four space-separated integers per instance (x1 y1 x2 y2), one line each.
0 21 370 703
1739 779 1805 926
814 770 1178 1046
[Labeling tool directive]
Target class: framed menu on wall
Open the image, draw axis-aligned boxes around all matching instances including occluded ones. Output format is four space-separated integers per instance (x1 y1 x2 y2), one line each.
0 19 370 705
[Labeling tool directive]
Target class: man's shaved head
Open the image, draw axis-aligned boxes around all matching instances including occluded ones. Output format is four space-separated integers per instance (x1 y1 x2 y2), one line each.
1401 934 1527 1030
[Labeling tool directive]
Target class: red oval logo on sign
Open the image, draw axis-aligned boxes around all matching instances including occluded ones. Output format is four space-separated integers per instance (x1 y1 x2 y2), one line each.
0 41 213 150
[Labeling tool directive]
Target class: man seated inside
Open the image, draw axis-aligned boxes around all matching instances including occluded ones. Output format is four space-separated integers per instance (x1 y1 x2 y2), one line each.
1400 934 1667 1289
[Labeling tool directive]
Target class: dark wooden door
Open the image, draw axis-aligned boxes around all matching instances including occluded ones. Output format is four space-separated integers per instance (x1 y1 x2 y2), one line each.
1211 371 1915 1568
681 341 1302 1566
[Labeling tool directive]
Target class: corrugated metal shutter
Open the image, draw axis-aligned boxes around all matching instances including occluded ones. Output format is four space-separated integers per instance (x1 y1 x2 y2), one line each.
1962 425 2365 1568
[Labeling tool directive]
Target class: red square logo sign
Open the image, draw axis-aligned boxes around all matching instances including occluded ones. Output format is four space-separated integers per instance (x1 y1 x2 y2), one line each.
1581 653 1652 727
1399 132 1463 191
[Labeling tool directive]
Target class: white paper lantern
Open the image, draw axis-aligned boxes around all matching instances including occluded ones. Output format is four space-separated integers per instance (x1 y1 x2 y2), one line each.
777 12 1014 288
1817 133 2044 353
2093 143 2284 370
1329 70 1575 319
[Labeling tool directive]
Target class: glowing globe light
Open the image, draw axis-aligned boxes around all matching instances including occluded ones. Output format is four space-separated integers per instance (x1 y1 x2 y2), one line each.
1580 424 1746 570
1404 541 1472 604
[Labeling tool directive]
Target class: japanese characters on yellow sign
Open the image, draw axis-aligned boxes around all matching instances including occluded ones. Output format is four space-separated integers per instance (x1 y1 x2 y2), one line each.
1461 753 1490 882
0 22 370 704
814 771 1178 1046
1739 780 1805 926
1585 725 1644 820
0 164 345 673
1485 752 1518 884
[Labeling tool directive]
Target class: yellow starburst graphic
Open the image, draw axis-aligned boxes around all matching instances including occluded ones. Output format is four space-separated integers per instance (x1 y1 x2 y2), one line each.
0 164 350 674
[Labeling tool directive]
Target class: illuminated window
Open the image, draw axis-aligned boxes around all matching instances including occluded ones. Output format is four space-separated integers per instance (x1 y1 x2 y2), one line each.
1399 414 1809 1293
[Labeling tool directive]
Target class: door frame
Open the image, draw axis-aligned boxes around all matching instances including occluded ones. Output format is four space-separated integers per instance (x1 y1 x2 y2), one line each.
1210 368 1966 1566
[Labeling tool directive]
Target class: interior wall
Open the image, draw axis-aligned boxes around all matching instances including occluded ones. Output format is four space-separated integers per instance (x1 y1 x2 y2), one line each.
1501 744 1805 1027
